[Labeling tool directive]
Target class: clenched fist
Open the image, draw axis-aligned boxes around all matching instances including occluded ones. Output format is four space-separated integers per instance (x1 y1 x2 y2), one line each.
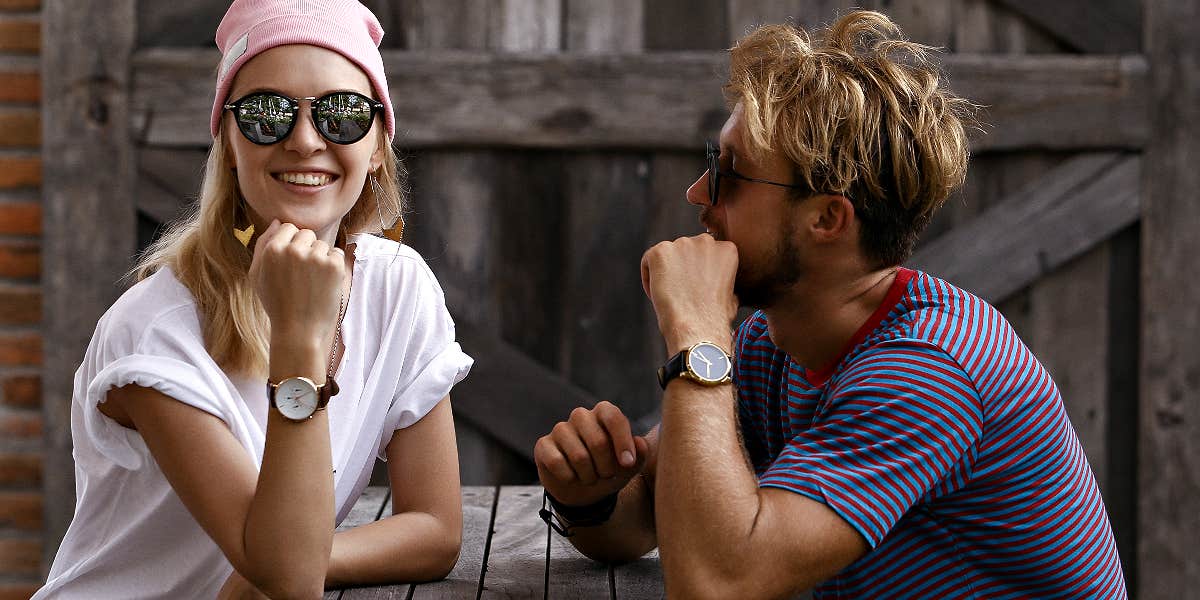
248 220 346 346
534 401 651 507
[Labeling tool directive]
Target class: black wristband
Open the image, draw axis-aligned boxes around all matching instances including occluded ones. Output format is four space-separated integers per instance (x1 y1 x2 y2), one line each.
539 490 618 536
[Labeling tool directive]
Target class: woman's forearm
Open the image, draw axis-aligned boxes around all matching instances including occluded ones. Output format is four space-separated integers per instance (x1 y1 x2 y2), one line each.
241 336 336 598
326 510 461 587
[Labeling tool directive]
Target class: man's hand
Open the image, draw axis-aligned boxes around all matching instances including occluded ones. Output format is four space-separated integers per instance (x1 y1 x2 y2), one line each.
640 235 739 353
534 401 650 507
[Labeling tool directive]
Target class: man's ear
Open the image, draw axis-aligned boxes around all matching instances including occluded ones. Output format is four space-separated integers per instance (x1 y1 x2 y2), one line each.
807 194 856 242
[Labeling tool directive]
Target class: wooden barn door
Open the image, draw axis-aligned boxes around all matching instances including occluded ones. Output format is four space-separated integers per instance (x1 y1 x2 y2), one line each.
41 1 1200 597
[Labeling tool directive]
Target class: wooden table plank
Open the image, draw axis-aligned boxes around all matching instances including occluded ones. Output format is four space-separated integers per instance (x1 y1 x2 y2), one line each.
325 488 394 599
612 548 663 599
411 486 498 599
480 486 612 599
340 495 416 600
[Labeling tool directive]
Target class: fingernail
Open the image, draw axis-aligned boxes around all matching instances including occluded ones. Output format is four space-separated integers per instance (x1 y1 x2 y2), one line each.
621 451 634 466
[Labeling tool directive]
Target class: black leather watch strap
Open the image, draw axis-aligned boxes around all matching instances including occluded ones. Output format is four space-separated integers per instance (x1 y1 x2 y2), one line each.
657 350 686 390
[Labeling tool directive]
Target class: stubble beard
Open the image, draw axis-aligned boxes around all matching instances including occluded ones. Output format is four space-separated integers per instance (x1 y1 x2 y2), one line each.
732 215 804 310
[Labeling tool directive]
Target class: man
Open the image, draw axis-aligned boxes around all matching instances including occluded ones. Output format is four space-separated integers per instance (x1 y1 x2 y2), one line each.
533 10 1127 600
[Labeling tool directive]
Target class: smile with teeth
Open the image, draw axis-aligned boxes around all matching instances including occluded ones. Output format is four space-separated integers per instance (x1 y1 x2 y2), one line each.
275 172 335 186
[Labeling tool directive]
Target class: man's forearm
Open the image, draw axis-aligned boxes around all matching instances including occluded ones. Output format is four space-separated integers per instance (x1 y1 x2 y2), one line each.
566 472 658 563
655 381 763 597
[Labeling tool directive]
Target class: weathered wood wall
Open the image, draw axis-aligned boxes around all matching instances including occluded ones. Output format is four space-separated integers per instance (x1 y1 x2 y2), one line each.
40 0 1193 597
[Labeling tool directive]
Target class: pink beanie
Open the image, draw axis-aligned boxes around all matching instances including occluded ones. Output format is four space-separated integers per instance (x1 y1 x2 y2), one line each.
210 0 394 140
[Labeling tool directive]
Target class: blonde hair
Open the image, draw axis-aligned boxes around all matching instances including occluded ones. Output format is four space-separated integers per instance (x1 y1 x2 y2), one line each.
132 128 407 376
726 10 975 267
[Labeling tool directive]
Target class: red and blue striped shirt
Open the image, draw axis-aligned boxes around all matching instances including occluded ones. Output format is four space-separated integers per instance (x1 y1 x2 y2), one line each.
734 268 1127 598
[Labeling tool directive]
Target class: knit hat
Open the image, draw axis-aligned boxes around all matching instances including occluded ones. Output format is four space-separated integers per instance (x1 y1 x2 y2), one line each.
210 0 394 140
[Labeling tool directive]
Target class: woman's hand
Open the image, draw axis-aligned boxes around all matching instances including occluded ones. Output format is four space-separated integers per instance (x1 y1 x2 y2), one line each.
248 220 346 348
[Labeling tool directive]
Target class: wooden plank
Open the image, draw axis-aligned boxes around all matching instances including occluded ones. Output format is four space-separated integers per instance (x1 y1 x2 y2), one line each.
411 486 497 599
878 0 954 48
480 486 611 599
1026 246 1110 491
337 486 391 531
40 0 137 568
1138 0 1200 595
992 0 1140 54
558 153 658 425
129 49 1148 152
452 318 600 462
612 548 664 599
1104 224 1138 585
954 0 1070 54
137 1 226 48
490 0 562 53
135 147 206 224
907 153 1139 304
644 0 727 51
324 488 390 599
565 0 642 53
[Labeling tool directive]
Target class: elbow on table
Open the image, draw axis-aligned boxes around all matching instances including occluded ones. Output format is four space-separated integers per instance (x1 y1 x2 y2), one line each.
250 573 327 600
425 534 462 581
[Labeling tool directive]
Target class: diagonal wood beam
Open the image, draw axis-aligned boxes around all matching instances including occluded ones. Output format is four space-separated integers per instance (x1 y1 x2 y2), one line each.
130 49 1147 152
908 152 1140 303
993 0 1141 54
450 317 601 461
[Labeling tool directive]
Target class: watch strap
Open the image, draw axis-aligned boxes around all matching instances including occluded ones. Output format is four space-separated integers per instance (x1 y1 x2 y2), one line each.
657 350 686 390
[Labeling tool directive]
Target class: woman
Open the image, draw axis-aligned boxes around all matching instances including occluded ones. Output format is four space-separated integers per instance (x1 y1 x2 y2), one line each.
34 1 472 597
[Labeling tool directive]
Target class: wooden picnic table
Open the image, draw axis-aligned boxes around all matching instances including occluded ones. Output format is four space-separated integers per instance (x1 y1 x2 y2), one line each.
324 485 665 599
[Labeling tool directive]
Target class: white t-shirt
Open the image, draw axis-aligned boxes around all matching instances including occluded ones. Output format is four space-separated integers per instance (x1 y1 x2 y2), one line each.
35 234 473 599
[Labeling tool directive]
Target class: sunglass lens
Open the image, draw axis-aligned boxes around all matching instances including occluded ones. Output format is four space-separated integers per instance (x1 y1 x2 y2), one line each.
234 93 295 144
314 93 375 144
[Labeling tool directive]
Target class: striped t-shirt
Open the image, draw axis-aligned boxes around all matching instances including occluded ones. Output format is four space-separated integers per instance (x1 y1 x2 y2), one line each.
735 268 1127 598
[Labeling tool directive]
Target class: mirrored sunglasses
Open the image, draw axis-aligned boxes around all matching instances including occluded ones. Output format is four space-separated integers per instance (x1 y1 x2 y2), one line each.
223 91 385 145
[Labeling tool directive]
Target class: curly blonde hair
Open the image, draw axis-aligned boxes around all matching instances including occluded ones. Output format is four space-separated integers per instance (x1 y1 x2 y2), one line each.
726 10 975 267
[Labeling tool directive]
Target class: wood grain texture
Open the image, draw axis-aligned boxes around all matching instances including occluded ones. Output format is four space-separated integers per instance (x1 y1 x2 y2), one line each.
559 153 657 422
908 153 1139 304
565 0 642 53
644 0 727 51
40 0 137 568
1138 0 1200 596
480 486 611 599
612 548 664 599
1027 246 1111 491
327 491 396 600
451 317 600 462
993 0 1140 54
410 486 497 599
130 50 1148 153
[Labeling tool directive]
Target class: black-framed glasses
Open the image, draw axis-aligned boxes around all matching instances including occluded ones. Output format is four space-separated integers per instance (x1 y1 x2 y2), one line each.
223 91 385 145
706 140 807 206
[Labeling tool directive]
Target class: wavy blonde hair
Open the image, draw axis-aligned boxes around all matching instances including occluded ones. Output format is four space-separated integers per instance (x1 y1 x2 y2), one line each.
133 127 407 377
726 10 975 267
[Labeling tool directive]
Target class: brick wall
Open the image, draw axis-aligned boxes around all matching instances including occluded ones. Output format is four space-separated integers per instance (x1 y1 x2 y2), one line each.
0 0 43 598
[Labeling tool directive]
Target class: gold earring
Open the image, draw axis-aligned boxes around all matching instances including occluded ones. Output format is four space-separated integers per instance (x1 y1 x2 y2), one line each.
232 196 254 247
233 223 255 248
370 173 404 243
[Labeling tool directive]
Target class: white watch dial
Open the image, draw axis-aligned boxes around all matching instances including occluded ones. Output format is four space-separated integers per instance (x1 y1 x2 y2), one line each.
276 377 318 420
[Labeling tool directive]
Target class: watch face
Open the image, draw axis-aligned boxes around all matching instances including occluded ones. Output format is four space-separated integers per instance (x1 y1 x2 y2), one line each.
275 377 318 420
687 343 731 382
